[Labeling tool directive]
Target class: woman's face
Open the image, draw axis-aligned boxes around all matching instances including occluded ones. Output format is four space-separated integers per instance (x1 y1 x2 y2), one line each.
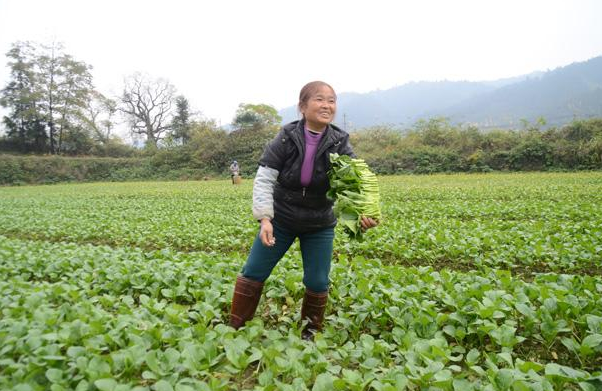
300 85 336 131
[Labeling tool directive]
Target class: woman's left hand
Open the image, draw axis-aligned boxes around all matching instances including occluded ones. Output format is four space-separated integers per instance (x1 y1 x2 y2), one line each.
360 216 379 231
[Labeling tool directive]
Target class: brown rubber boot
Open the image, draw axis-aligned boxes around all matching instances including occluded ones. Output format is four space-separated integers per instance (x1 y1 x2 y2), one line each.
300 289 328 340
229 275 264 329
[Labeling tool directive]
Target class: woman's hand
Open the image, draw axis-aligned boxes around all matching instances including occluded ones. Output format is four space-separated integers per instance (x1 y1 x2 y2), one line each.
260 218 276 247
360 216 379 231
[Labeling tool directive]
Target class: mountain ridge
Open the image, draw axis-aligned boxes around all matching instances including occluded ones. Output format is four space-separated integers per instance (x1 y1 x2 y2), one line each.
279 56 602 130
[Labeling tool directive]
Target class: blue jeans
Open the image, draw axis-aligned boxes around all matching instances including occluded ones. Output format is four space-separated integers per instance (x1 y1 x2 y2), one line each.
241 223 335 293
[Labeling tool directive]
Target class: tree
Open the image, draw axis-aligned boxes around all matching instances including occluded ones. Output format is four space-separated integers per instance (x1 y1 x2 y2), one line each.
227 103 281 172
53 54 94 154
82 90 117 144
413 117 453 147
520 116 547 132
350 126 404 156
170 95 192 144
187 119 228 172
1 41 95 154
35 41 95 154
120 73 176 149
232 103 282 132
587 135 602 166
35 41 62 153
0 41 47 152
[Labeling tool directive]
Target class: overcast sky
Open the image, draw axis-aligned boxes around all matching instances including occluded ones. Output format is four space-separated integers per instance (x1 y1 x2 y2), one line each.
1 0 601 128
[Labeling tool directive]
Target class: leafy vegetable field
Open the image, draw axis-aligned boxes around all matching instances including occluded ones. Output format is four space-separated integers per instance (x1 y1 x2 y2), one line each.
1 173 601 390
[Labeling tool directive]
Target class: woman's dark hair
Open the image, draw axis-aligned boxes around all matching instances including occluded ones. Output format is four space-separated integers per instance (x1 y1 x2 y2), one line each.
298 81 336 115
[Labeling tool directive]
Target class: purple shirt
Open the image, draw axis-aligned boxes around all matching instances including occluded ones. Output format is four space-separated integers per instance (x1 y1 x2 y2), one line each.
300 127 324 187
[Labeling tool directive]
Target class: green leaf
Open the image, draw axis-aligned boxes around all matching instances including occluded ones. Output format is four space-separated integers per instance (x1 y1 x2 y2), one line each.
495 369 515 389
489 324 519 348
46 368 63 383
466 348 480 365
75 380 90 391
312 373 334 391
470 365 486 376
164 348 180 368
145 351 163 375
174 384 195 391
580 334 602 354
562 337 581 354
433 369 452 386
515 302 536 318
453 379 475 391
258 370 274 386
142 371 157 380
586 315 602 333
94 378 117 391
153 380 174 391
224 336 250 368
342 369 362 385
545 363 587 381
579 382 598 391
67 346 86 358
497 352 513 367
516 360 544 373
360 357 380 369
87 356 111 378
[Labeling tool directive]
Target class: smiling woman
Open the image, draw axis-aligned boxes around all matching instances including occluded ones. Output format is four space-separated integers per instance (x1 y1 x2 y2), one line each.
228 80 378 340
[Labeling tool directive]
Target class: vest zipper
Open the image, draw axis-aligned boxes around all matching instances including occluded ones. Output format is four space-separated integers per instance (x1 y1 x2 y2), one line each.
302 187 306 197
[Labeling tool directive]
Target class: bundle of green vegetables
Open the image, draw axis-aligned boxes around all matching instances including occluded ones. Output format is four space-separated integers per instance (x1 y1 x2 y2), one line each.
327 153 381 240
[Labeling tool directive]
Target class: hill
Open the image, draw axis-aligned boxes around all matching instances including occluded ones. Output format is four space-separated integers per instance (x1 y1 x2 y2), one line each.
279 56 602 130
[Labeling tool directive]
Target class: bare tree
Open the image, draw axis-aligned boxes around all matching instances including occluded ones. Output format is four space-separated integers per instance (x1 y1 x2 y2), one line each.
120 73 176 148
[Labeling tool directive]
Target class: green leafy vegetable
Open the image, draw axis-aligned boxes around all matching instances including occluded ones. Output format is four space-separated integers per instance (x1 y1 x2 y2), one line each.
0 173 601 390
328 153 381 240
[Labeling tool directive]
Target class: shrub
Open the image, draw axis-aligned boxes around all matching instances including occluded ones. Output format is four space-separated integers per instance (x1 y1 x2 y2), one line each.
0 155 156 185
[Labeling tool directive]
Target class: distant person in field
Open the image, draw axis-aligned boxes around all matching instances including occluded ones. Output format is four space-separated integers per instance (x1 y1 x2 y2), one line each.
229 160 240 178
229 81 378 340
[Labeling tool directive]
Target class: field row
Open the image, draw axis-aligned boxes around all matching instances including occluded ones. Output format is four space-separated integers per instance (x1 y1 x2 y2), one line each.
1 235 601 390
1 174 602 275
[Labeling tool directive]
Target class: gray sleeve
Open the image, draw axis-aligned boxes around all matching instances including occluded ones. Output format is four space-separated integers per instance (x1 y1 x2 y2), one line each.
252 165 279 220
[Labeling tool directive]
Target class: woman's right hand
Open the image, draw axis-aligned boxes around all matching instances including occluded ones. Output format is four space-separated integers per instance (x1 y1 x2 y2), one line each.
260 218 276 247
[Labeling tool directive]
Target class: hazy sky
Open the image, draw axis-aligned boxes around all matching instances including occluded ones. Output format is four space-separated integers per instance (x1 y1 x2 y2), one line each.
1 0 601 128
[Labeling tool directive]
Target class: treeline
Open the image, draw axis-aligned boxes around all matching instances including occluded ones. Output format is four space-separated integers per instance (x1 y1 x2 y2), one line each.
147 116 602 175
2 117 602 185
352 117 602 173
0 114 279 184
